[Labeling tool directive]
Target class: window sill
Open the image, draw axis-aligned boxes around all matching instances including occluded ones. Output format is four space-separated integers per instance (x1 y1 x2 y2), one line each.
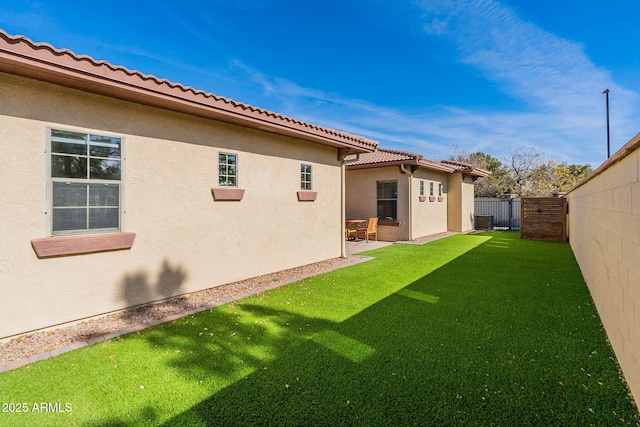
378 219 401 227
211 187 245 201
297 191 317 201
31 232 136 258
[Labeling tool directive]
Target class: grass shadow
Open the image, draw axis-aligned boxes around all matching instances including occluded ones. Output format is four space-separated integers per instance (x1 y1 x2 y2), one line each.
154 232 637 426
1 232 636 426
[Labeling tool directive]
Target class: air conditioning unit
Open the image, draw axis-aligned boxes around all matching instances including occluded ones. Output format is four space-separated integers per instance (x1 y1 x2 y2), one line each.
474 215 494 230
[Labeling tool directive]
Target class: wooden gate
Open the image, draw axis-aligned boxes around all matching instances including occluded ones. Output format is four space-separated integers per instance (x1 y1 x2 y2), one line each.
520 197 567 242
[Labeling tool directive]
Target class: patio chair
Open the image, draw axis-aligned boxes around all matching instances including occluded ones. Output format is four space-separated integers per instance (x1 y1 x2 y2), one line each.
356 217 378 242
345 222 358 240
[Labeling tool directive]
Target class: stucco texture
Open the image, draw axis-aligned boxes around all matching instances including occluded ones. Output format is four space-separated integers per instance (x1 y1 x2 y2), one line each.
345 166 451 241
0 73 343 338
411 169 449 238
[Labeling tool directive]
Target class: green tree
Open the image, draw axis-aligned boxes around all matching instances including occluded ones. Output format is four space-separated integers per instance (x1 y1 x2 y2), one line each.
450 148 592 197
450 151 510 197
521 160 592 196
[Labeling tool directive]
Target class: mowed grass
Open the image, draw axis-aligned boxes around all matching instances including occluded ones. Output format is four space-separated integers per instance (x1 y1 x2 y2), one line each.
0 232 637 426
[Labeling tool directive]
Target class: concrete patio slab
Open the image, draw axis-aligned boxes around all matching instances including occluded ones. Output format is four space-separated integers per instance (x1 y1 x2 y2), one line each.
345 231 458 255
345 240 393 255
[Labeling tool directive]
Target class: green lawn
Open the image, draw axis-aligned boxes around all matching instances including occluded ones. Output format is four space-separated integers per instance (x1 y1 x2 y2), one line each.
1 232 637 426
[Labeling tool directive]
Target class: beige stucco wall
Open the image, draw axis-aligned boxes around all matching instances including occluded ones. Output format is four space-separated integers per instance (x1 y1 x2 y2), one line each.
447 174 463 232
565 134 640 408
0 72 344 338
461 180 475 232
447 174 476 233
410 170 449 238
345 166 451 241
345 167 409 241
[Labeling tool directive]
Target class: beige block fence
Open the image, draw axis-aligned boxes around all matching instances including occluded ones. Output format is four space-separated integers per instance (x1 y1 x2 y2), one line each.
566 132 640 408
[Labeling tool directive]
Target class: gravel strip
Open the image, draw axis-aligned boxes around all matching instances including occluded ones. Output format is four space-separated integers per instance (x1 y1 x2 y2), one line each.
0 255 370 367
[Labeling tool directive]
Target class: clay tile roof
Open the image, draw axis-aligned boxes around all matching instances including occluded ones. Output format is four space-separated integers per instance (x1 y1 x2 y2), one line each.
440 160 491 177
440 160 471 168
345 147 457 173
344 148 420 165
0 30 377 153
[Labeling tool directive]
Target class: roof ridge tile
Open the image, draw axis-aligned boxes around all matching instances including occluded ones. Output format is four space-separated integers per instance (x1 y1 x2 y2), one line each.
0 29 377 151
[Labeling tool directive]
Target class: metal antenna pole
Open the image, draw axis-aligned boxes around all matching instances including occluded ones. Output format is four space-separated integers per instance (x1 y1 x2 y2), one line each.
603 89 610 158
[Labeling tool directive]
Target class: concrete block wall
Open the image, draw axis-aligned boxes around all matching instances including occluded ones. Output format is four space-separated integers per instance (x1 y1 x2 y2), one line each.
566 132 640 407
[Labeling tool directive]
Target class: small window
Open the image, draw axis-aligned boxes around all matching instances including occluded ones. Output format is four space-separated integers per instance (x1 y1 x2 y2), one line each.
377 180 398 220
218 153 237 187
430 182 434 196
300 164 312 190
438 183 443 196
420 180 424 196
49 129 122 235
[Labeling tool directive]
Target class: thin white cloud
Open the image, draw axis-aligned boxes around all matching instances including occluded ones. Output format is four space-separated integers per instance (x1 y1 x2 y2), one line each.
235 0 638 166
223 55 624 166
415 0 638 161
7 0 631 166
225 0 638 166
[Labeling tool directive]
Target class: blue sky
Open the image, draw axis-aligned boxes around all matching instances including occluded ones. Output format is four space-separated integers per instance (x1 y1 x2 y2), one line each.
1 0 638 166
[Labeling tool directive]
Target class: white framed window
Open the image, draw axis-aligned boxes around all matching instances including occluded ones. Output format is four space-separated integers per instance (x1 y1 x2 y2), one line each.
218 152 238 186
420 180 424 196
48 128 122 235
300 164 312 190
430 182 434 196
438 183 443 196
377 180 398 220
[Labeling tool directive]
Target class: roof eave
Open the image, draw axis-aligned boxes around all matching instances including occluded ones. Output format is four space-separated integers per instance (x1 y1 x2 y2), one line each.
440 160 491 177
417 159 457 173
0 32 377 154
462 167 491 178
346 159 459 174
345 159 421 170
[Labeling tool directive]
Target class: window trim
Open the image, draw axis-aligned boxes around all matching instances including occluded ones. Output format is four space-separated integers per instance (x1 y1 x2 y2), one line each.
211 187 245 201
32 232 136 258
419 180 426 202
376 180 398 220
218 152 238 187
46 127 125 237
297 191 317 201
300 163 312 191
